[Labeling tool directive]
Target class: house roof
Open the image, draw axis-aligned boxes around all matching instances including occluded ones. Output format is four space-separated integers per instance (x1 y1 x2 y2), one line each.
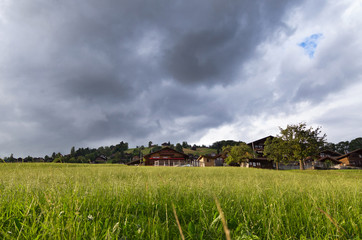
317 156 341 164
143 147 189 158
196 154 222 161
320 149 342 157
247 135 274 146
336 148 362 160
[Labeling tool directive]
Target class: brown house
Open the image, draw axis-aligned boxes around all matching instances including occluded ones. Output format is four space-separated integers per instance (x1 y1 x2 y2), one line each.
197 154 224 167
247 136 275 169
248 136 274 157
143 147 189 166
93 155 107 164
314 156 341 169
248 158 274 169
306 150 342 169
336 149 362 167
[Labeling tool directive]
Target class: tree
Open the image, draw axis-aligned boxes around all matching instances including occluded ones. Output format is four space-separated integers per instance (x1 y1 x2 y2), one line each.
23 156 33 162
224 143 253 166
44 155 51 162
349 137 362 152
279 123 326 170
9 154 15 162
175 143 183 153
151 146 162 153
263 137 288 170
148 141 153 148
53 156 63 163
322 142 336 152
70 146 75 157
335 141 349 154
182 141 189 148
77 156 86 163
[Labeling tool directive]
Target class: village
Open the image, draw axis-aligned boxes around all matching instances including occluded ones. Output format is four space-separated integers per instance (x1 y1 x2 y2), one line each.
127 136 362 170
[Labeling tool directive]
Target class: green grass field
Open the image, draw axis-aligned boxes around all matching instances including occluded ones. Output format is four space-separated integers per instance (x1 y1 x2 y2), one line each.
0 164 361 239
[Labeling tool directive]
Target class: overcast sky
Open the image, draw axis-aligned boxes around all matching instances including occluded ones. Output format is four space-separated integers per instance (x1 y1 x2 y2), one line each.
1 0 361 157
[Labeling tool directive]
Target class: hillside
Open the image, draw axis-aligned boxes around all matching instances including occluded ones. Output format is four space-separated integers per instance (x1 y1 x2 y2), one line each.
182 147 217 156
125 146 217 156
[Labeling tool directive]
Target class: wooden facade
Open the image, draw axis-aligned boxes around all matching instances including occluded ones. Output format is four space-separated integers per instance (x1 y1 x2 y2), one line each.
247 136 274 169
197 154 224 167
143 147 189 166
248 158 274 169
336 149 362 167
248 136 274 157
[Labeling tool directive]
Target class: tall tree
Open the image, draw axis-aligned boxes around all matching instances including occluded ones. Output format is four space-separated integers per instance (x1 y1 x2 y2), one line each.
224 143 253 167
175 143 183 153
335 141 350 154
279 123 326 170
182 141 189 148
322 142 337 152
70 146 75 157
348 137 362 152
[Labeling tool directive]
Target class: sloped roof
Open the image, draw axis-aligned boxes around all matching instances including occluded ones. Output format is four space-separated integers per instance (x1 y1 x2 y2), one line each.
336 148 362 160
247 135 274 146
196 154 222 161
320 149 342 157
317 156 341 164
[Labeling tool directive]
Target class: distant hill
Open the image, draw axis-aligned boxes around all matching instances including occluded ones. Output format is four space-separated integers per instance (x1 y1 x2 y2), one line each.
183 147 217 156
125 146 217 157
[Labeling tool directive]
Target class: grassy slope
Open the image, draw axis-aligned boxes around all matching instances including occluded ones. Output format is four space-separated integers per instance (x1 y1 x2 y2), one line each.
182 147 217 156
0 164 361 239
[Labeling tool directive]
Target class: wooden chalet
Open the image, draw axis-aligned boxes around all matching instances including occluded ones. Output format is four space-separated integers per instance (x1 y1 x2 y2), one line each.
197 154 224 167
93 155 107 164
125 157 142 166
314 156 341 169
248 136 274 157
143 147 189 166
298 149 341 169
336 149 362 167
247 136 274 169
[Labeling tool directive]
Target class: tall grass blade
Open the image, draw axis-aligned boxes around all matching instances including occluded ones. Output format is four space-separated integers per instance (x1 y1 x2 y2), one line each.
172 203 185 240
214 197 231 240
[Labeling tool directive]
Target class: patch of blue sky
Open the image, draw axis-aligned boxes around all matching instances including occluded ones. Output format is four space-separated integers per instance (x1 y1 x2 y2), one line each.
298 33 323 58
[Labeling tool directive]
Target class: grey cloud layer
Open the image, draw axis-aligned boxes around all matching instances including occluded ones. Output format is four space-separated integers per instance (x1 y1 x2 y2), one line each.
2 0 359 157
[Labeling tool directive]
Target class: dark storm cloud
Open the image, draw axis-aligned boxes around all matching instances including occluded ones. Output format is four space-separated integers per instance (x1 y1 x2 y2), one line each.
163 1 300 85
0 0 311 157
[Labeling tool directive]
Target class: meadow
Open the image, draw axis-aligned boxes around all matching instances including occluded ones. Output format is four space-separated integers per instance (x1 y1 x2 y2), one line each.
0 164 361 239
